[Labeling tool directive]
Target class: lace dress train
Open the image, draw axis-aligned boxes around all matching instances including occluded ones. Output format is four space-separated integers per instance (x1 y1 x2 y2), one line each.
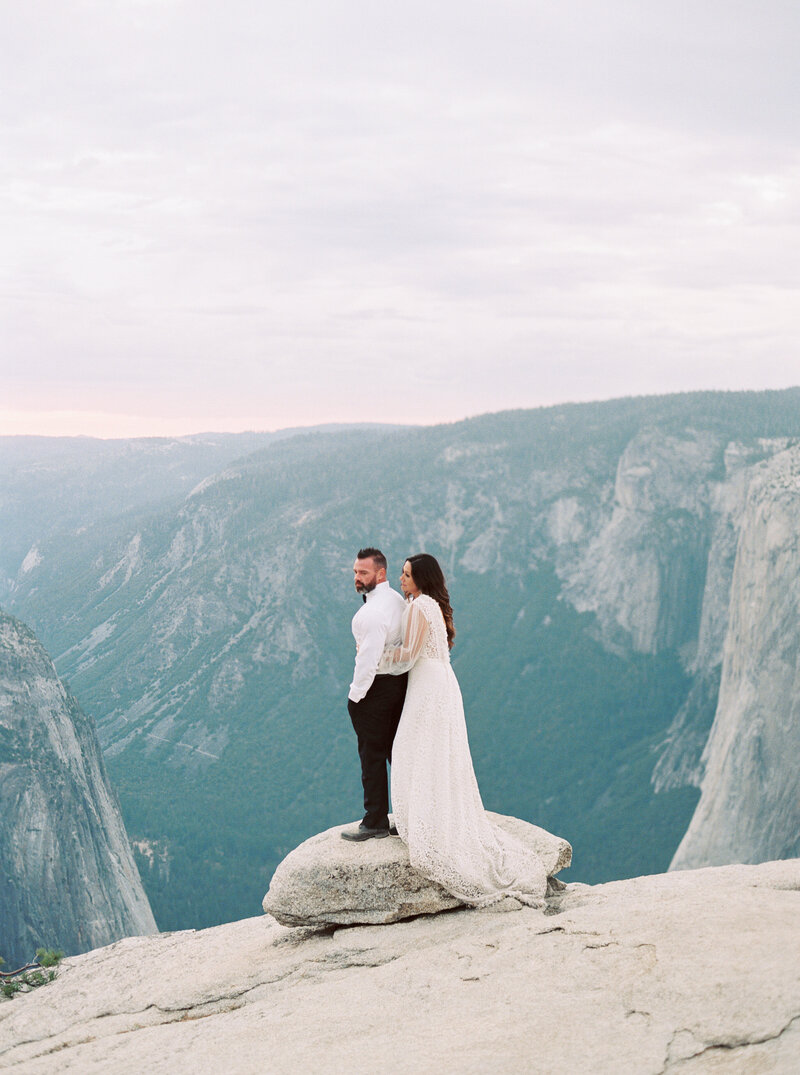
379 594 548 907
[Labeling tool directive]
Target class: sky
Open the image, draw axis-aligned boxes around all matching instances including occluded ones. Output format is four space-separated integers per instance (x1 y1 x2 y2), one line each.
2 0 799 438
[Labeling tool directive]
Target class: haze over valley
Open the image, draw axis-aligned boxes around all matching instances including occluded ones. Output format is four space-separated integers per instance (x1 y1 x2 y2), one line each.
3 389 800 936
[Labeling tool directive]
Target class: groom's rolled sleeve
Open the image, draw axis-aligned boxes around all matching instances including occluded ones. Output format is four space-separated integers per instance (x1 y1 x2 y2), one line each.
348 621 389 703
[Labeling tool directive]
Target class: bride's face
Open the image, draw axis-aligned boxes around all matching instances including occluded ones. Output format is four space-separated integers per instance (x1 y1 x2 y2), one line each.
400 561 421 598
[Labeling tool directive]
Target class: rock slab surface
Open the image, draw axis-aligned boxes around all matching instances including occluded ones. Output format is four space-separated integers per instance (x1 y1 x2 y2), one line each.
262 812 573 926
2 860 799 1074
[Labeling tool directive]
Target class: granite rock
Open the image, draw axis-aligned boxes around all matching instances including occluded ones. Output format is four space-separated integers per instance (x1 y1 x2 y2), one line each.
1 860 798 1074
0 612 157 965
672 446 800 869
262 812 573 926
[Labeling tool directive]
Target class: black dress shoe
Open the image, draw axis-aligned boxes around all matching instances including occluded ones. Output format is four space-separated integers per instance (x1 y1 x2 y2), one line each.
388 825 399 836
341 824 390 842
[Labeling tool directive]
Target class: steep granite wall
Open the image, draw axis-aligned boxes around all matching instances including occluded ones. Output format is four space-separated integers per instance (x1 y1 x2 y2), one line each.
671 446 800 868
561 429 719 654
0 613 156 966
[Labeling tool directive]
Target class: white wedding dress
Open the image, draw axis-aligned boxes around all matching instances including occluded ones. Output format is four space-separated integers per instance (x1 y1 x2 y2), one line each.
379 593 549 907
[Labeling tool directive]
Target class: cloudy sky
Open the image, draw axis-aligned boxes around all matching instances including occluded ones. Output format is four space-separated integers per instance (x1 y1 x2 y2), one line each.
2 0 799 437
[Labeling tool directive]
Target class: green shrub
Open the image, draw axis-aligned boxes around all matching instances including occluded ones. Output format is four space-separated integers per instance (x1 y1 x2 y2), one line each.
0 950 63 999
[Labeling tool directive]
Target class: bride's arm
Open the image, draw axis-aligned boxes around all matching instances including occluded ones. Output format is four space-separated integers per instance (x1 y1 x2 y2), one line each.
377 601 429 675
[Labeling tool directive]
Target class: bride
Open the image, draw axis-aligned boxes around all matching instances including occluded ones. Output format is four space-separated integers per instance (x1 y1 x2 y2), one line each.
378 553 553 908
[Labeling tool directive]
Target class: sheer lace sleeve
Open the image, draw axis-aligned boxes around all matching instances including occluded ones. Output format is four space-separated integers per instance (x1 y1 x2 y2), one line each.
377 599 429 675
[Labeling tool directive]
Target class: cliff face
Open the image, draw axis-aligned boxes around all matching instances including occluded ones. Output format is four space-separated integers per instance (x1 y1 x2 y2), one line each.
559 431 800 869
0 613 156 966
671 446 800 869
561 429 719 655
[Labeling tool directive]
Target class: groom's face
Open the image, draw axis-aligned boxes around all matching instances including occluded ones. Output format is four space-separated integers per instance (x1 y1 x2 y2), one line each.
353 557 385 595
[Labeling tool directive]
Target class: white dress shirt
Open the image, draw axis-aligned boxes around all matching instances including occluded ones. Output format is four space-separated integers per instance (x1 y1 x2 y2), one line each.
348 581 407 702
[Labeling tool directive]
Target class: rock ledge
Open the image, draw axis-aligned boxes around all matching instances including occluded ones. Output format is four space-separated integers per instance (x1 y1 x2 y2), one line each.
1 860 798 1074
262 812 572 926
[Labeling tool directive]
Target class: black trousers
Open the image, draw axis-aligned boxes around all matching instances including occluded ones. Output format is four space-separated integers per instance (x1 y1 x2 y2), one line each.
347 673 408 830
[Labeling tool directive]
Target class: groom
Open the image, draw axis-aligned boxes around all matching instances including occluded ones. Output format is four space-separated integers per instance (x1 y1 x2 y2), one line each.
341 547 408 842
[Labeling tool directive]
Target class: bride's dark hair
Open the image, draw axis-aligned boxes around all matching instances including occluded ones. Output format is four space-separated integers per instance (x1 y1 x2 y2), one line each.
406 553 455 650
